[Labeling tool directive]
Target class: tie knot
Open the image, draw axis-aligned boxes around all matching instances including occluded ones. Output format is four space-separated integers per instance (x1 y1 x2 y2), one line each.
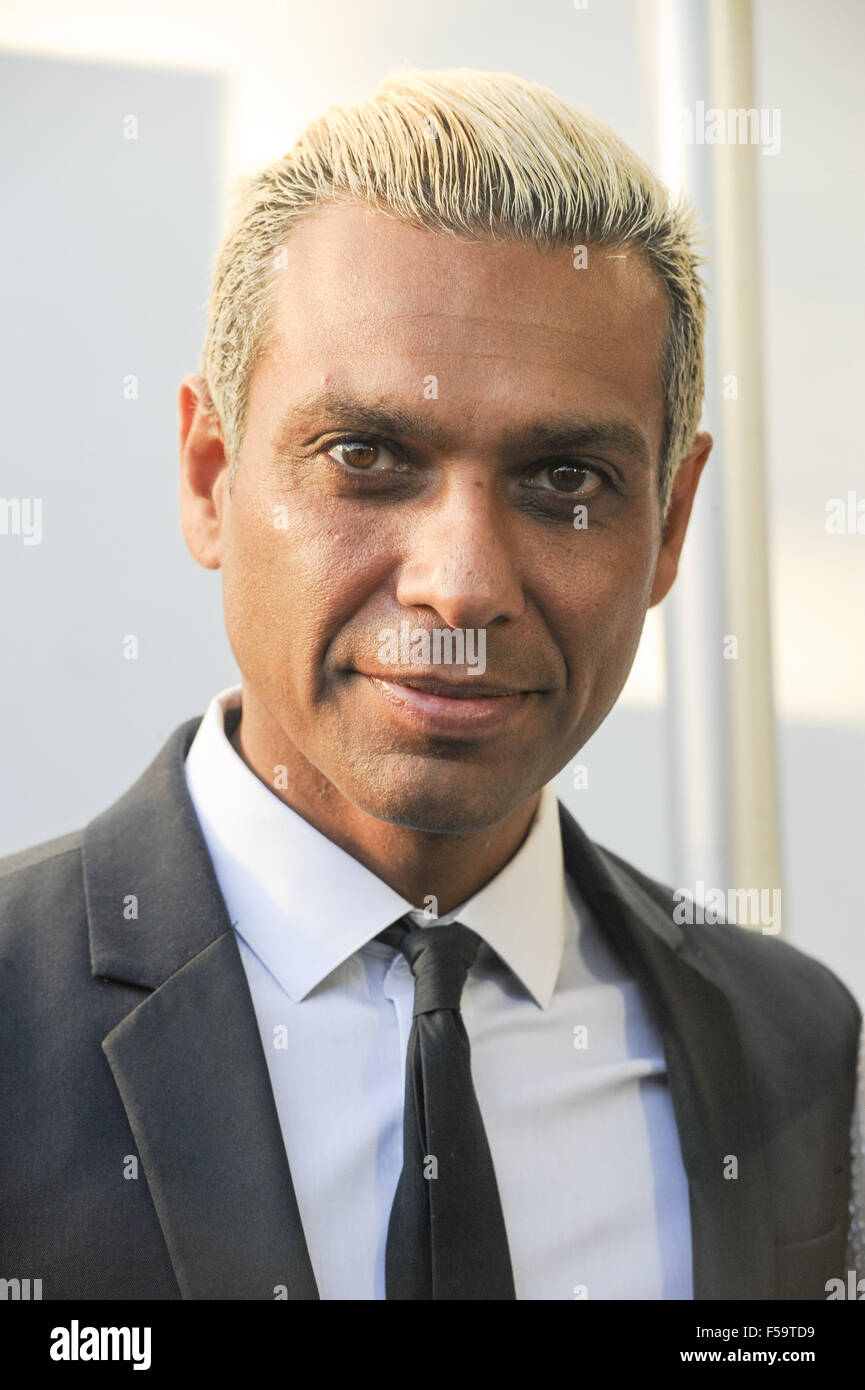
377 918 481 1016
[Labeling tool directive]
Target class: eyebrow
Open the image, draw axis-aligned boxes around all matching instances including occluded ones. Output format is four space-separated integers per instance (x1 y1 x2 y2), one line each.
272 389 653 467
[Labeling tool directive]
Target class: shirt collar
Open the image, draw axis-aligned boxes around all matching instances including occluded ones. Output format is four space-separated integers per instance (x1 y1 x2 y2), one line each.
184 685 566 1009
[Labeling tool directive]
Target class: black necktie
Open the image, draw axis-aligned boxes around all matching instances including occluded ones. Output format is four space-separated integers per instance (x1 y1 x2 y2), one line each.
377 916 517 1300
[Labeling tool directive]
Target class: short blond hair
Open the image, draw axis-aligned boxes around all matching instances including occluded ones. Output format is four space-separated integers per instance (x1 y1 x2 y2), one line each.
200 67 706 508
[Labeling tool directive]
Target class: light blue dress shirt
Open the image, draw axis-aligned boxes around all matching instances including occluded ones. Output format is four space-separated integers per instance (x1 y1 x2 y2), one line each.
184 684 693 1299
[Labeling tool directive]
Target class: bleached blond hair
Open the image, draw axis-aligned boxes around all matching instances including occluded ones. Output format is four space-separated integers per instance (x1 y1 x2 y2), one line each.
200 68 706 509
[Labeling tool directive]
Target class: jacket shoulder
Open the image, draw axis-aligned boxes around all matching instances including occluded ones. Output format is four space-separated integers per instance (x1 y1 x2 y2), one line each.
0 714 204 927
0 829 84 899
0 829 86 947
0 828 83 881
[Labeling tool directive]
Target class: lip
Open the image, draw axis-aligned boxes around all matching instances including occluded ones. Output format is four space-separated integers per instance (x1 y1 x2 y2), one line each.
367 672 528 698
356 672 538 737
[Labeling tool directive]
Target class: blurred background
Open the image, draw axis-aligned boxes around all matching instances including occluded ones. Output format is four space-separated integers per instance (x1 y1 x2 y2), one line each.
0 0 862 999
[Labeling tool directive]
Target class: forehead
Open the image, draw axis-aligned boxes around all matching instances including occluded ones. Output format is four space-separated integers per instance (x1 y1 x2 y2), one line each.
256 203 668 454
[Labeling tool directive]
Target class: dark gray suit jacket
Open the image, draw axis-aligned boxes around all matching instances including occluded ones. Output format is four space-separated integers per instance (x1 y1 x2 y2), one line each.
0 714 860 1300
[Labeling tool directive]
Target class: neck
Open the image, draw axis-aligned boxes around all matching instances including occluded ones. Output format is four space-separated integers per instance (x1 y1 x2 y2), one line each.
228 702 541 915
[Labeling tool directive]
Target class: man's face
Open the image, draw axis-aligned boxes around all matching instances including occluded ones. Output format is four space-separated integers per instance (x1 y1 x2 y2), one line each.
204 203 691 833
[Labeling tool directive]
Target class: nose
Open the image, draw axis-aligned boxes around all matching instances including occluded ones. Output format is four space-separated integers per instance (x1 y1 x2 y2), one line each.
395 469 525 631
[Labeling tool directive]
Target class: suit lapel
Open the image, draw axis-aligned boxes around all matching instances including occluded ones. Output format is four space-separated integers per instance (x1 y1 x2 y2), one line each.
84 717 319 1300
558 804 777 1300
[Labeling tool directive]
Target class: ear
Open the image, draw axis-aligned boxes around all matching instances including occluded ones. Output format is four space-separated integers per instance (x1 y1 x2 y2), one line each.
178 374 230 571
648 431 713 607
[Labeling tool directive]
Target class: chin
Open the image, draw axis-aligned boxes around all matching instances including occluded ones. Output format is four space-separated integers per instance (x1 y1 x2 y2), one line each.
336 754 539 836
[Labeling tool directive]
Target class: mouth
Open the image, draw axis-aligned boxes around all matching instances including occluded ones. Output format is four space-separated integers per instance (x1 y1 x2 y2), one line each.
366 672 531 698
354 671 542 737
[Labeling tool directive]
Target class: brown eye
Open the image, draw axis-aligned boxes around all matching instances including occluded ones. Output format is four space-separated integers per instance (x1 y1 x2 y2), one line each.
548 464 589 492
532 462 600 495
328 440 380 470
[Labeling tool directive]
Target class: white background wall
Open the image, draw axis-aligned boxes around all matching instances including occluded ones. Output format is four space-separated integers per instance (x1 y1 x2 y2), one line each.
1 0 862 1000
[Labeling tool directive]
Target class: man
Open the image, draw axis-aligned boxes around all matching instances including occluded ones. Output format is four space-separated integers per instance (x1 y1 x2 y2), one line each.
0 68 859 1301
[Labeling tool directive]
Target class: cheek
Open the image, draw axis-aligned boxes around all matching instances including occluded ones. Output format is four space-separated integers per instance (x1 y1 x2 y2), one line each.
541 531 657 691
220 490 395 687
